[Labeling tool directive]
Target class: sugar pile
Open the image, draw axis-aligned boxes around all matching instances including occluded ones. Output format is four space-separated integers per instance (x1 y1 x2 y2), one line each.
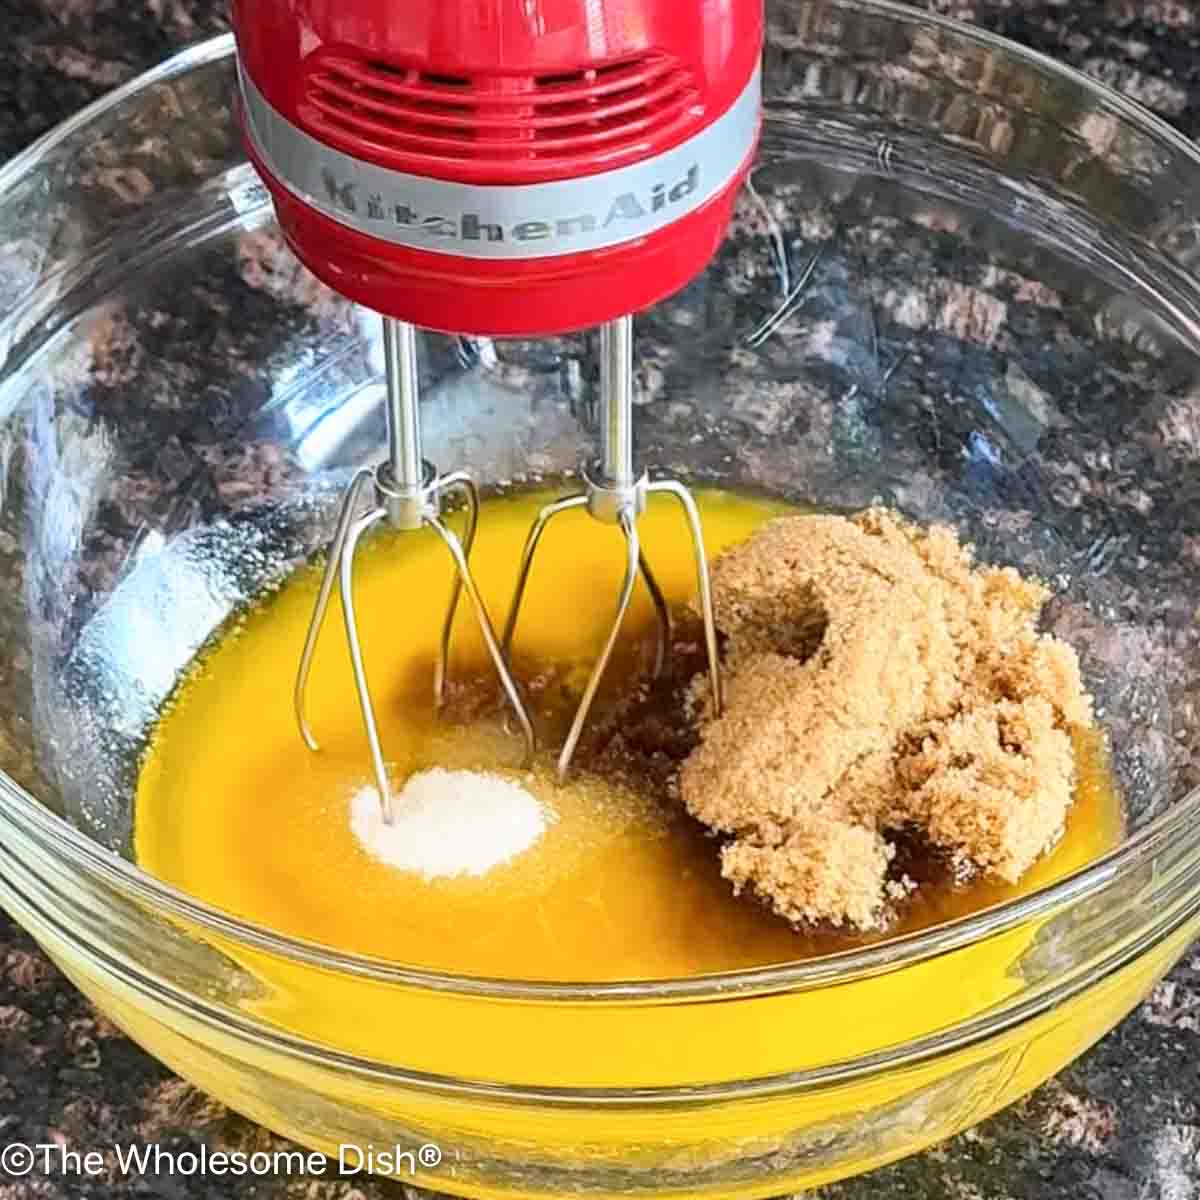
350 767 553 879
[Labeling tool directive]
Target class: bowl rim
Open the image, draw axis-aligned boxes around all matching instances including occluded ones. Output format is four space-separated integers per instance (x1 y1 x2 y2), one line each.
2 2 1200 1005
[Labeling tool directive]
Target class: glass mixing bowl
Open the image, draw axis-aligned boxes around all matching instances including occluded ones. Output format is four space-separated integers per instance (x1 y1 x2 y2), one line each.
2 1 1200 1196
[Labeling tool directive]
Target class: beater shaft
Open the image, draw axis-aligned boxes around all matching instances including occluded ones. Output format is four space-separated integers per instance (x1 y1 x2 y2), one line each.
383 318 423 497
295 318 535 822
600 316 635 489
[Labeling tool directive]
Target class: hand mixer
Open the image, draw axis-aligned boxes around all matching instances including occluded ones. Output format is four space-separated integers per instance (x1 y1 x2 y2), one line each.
231 0 764 815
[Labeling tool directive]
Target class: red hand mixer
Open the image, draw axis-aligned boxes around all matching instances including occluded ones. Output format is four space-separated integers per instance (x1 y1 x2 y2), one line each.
231 0 764 814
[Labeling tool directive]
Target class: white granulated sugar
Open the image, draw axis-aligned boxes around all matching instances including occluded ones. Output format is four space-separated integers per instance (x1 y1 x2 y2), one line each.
350 768 552 879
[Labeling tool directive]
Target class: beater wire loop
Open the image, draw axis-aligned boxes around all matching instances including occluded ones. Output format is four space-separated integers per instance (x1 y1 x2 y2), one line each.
339 507 391 817
647 478 723 715
637 549 672 680
555 508 641 781
426 513 536 760
294 466 374 754
500 494 589 661
432 470 481 711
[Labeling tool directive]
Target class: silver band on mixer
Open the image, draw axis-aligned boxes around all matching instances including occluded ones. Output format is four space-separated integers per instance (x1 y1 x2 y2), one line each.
238 62 761 261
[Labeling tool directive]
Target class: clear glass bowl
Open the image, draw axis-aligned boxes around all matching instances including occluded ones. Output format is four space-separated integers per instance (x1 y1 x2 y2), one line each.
2 2 1200 1196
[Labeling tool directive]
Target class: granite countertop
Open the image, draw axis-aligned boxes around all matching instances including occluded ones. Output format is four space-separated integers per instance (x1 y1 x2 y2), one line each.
5 1 1200 1198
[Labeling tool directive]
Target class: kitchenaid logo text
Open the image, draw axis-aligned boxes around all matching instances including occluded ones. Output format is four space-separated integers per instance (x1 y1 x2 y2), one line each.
319 164 700 244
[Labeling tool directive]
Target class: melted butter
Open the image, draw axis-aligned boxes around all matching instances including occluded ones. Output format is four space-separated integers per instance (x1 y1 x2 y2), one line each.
134 488 1123 981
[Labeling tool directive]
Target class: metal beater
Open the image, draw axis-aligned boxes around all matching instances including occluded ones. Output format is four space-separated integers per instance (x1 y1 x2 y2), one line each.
501 315 723 780
294 318 536 821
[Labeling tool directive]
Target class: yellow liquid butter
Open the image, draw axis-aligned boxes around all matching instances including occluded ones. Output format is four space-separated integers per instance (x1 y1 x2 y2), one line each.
110 487 1143 1198
135 488 1121 981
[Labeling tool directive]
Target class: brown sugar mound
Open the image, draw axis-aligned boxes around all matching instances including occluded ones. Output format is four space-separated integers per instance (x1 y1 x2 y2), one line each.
678 508 1093 933
720 816 896 933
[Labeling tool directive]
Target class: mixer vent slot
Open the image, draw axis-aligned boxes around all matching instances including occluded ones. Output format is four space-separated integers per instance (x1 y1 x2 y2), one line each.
301 51 701 169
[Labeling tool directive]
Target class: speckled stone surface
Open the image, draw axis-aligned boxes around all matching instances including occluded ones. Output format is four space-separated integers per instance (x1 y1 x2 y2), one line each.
5 2 1200 1198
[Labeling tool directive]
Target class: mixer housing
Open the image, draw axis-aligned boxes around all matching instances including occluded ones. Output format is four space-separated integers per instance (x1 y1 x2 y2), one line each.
231 0 763 333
